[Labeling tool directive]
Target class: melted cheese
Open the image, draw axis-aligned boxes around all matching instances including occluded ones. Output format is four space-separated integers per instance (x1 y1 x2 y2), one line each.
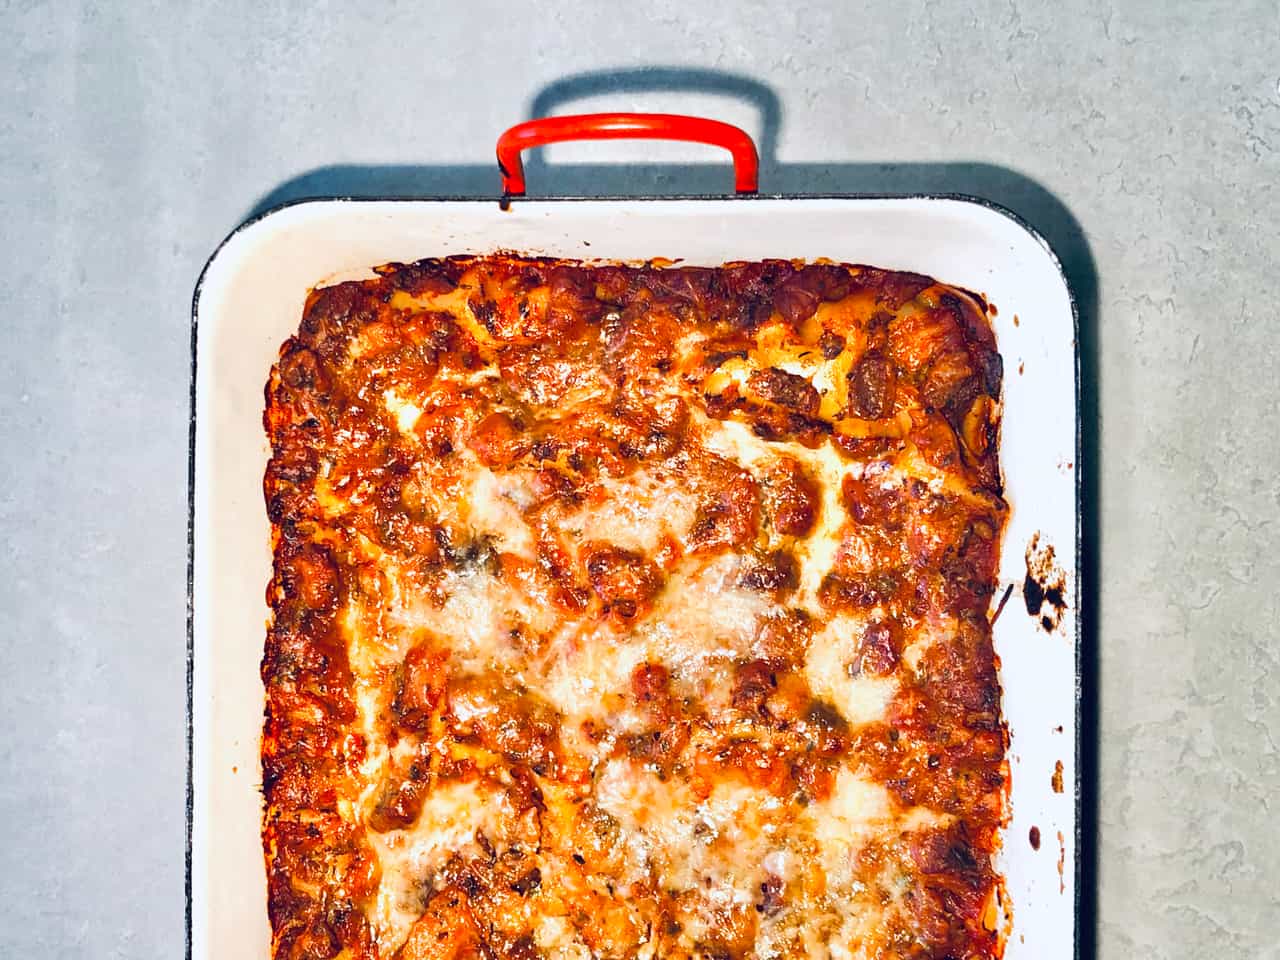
533 918 594 960
801 771 953 959
594 759 784 915
382 388 423 433
640 553 773 668
389 568 555 673
900 612 958 675
462 468 536 558
541 631 650 759
368 780 509 949
805 615 897 726
578 466 701 554
697 416 859 605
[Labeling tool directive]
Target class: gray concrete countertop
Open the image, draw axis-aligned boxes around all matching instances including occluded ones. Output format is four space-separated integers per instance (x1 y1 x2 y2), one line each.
2 1 1277 956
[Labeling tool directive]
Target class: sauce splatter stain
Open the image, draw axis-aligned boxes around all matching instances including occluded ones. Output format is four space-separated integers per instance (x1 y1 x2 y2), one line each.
1018 360 1024 375
1023 533 1068 632
1056 831 1066 893
1029 825 1041 850
1013 314 1020 327
1052 759 1065 793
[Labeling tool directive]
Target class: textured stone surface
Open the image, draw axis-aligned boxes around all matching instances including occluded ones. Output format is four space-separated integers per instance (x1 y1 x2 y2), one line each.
1 0 1277 957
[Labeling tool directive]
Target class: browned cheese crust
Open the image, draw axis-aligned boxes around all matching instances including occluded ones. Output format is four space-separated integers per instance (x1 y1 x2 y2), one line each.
262 256 1008 960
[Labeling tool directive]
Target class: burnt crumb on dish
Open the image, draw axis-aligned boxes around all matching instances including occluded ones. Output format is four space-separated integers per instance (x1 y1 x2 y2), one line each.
1029 825 1041 850
1023 532 1067 632
1051 759 1064 794
989 583 1015 626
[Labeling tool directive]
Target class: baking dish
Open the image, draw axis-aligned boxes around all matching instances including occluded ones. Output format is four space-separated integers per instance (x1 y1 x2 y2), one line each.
188 114 1080 960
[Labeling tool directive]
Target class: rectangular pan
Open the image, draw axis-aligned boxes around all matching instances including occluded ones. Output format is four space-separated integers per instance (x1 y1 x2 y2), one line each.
190 176 1080 960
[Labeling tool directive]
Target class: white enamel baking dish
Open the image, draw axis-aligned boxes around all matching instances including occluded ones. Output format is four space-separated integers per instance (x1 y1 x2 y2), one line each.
189 120 1079 960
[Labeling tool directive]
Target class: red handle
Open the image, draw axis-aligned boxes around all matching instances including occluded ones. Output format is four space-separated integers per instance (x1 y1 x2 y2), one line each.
496 113 759 196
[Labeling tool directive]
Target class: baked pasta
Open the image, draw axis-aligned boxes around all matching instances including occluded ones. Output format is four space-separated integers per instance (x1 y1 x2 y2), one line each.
262 255 1008 960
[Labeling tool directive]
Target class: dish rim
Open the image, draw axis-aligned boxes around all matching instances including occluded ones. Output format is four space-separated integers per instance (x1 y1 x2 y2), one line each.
187 191 1083 960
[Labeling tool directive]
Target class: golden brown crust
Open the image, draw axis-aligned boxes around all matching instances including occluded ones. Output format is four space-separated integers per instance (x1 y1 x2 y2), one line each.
263 256 1008 960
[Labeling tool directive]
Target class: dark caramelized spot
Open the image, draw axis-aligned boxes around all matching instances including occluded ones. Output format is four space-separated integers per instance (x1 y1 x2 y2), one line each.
510 867 542 895
758 874 786 916
818 571 900 611
737 550 799 594
583 543 665 618
367 754 430 832
731 659 779 717
689 468 761 553
848 350 895 419
819 330 846 359
763 456 820 537
853 620 899 677
631 663 672 705
748 367 821 418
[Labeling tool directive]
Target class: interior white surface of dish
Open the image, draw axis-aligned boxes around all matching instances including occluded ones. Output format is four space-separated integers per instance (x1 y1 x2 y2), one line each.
192 197 1078 960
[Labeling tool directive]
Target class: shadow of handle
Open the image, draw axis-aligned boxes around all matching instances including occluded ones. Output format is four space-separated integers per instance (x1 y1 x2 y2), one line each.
528 67 782 172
